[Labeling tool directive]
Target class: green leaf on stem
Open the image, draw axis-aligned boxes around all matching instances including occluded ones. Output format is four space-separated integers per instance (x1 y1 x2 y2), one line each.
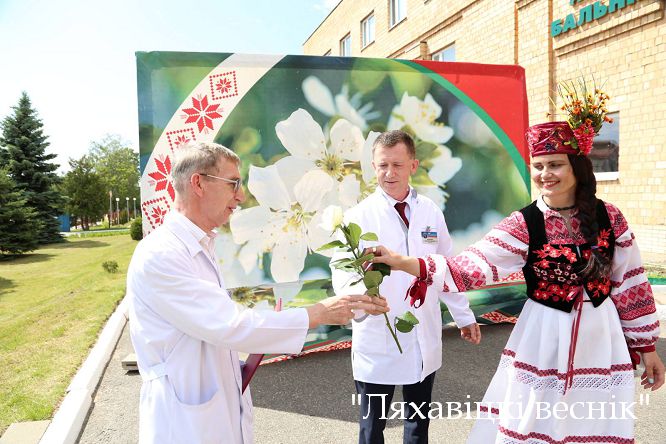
372 263 391 278
317 240 346 251
363 270 383 289
360 232 378 241
352 253 374 266
394 311 419 333
348 222 362 248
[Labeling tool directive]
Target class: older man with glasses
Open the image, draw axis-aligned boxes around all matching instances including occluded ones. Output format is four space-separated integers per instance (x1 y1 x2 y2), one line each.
127 142 389 444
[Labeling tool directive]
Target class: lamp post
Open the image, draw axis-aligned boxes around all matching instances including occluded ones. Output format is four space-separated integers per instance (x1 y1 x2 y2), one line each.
115 197 120 225
126 197 130 223
108 191 113 228
133 197 137 219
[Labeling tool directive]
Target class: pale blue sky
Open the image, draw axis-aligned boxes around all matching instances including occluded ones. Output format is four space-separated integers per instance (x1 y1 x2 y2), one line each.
0 0 338 171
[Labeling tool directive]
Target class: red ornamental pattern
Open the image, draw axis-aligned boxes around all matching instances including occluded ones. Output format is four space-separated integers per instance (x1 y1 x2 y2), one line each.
147 155 175 201
209 71 239 100
535 244 577 263
486 236 528 261
468 247 499 282
181 95 223 133
585 278 611 298
626 336 659 347
425 255 435 286
611 282 656 321
166 128 197 154
141 197 172 229
480 311 518 324
447 255 486 291
621 321 660 333
616 233 634 248
494 211 529 244
478 405 500 415
544 214 582 244
501 349 633 379
498 426 634 444
606 203 628 238
533 280 574 303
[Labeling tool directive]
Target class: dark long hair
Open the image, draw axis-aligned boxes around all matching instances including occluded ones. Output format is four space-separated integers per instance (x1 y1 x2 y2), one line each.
568 154 611 279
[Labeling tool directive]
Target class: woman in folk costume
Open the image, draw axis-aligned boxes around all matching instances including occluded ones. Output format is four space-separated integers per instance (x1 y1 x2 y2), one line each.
370 98 664 442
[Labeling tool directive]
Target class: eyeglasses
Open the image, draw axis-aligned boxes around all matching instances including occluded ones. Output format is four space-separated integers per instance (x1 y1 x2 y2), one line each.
200 173 242 193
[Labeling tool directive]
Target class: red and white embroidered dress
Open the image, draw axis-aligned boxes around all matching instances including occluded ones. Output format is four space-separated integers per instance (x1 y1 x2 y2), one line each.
425 198 660 444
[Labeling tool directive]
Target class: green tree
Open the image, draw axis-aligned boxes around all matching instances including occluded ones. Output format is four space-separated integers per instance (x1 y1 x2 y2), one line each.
0 168 41 256
62 155 106 230
0 92 64 244
89 134 140 206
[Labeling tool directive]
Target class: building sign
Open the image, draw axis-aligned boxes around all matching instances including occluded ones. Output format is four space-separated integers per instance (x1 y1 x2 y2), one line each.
552 0 637 37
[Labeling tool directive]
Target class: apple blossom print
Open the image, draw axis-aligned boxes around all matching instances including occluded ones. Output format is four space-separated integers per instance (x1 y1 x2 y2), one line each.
137 52 531 327
230 164 334 283
302 76 381 131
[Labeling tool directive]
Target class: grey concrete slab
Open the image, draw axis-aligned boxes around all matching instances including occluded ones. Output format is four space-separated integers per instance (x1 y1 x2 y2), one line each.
0 421 49 444
77 320 666 444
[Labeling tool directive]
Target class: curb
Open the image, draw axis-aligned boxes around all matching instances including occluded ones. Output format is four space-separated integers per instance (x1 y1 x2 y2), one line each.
38 297 129 444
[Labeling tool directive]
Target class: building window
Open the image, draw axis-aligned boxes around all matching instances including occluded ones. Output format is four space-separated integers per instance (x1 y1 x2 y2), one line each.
432 44 456 62
362 14 375 48
389 0 406 27
590 111 619 180
340 34 351 56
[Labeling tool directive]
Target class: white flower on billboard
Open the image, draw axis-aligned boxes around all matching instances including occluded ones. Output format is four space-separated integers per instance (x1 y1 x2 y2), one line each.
230 164 334 283
302 76 380 130
388 92 454 144
275 108 374 208
318 205 344 232
214 232 263 288
417 146 462 210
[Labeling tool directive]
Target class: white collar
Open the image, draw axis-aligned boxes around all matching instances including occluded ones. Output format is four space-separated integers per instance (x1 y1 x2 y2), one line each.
164 210 218 257
377 186 417 207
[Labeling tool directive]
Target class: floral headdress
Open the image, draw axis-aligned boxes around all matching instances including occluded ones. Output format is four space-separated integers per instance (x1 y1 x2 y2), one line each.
527 78 613 157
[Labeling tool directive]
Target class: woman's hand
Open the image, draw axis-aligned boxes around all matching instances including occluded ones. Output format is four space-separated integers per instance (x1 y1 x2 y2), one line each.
369 245 421 276
641 351 665 391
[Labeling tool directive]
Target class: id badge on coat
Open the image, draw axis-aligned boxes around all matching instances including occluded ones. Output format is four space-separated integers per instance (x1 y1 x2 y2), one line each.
421 226 438 244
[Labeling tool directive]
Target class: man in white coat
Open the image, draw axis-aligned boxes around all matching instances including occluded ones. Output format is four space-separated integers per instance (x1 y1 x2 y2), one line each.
331 131 481 444
127 142 389 444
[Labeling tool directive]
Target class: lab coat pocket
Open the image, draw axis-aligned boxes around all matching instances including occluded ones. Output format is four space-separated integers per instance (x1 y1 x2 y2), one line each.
167 378 227 443
352 314 389 355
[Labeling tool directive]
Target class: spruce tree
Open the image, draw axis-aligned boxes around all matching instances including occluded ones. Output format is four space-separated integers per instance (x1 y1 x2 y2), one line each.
0 92 64 243
0 168 41 256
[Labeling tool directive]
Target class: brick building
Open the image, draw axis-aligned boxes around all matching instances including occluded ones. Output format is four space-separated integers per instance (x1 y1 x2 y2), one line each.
303 0 666 263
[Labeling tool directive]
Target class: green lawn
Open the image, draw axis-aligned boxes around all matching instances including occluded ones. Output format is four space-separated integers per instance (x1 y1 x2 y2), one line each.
0 235 137 434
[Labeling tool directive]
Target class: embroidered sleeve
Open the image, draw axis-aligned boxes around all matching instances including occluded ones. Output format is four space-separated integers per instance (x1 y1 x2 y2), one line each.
607 203 660 351
428 211 529 293
434 210 475 329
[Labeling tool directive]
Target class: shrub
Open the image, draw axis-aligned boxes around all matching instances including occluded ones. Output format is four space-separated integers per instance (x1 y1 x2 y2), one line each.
130 217 143 241
102 260 119 273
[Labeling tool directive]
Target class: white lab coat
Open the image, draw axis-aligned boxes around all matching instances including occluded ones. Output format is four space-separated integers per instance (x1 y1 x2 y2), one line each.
128 211 309 444
332 188 475 385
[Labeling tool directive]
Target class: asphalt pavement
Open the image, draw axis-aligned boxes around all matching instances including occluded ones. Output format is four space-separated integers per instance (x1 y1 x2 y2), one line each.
77 306 666 444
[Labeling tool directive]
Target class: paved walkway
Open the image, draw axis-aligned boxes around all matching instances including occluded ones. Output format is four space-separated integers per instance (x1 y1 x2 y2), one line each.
77 306 666 444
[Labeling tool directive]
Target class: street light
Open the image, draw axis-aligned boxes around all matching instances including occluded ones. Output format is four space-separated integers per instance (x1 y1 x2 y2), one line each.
126 197 130 223
133 197 137 220
108 191 113 228
115 197 120 225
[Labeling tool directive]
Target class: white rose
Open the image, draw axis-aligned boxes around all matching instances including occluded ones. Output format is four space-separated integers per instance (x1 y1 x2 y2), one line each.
319 205 343 232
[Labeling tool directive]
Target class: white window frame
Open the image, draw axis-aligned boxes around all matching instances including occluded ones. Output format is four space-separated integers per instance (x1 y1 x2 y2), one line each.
591 111 620 181
432 43 456 62
389 0 407 28
339 34 351 56
361 13 375 48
